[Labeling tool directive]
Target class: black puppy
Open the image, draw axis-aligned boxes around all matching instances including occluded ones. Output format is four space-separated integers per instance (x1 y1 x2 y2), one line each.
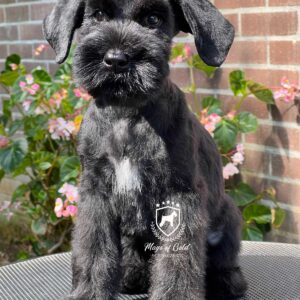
44 0 247 299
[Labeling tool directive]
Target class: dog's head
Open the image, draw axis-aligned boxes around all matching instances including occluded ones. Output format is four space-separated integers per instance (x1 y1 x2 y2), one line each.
43 0 234 103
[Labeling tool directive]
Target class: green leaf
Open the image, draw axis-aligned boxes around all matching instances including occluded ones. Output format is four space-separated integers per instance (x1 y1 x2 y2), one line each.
31 218 47 236
0 169 5 182
38 162 52 170
190 55 217 78
272 207 286 228
8 119 23 135
243 204 272 224
236 112 258 133
0 71 19 86
242 224 263 241
228 183 257 207
0 139 27 173
247 81 275 105
32 69 52 84
214 120 238 153
202 96 221 109
230 70 247 96
60 156 80 182
5 54 21 71
12 184 29 202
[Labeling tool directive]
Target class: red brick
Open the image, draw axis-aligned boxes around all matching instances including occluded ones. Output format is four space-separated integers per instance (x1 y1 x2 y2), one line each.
0 26 18 41
271 180 300 207
272 155 300 180
242 149 270 174
245 69 299 87
30 3 54 21
242 12 298 36
276 209 300 237
19 24 43 40
0 8 5 23
215 0 265 9
225 14 239 35
269 0 300 6
269 98 299 123
226 41 267 64
9 44 32 58
246 125 300 152
0 45 8 59
270 41 300 65
48 63 59 76
5 5 29 22
170 68 190 88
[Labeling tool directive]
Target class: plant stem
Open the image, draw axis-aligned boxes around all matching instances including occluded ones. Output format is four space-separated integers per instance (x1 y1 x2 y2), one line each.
189 62 201 114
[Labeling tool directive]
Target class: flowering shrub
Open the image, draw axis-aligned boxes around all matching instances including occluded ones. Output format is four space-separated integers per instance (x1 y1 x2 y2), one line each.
0 52 90 257
0 45 290 259
171 44 286 241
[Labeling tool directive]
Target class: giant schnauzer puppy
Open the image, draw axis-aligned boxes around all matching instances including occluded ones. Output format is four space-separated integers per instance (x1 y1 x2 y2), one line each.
44 0 248 299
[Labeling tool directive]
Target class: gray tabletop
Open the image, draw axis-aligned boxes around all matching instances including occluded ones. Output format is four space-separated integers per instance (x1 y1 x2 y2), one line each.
0 242 300 300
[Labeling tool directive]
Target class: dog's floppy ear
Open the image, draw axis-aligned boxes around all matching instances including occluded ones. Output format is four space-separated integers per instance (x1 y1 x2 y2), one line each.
43 0 84 64
173 0 235 67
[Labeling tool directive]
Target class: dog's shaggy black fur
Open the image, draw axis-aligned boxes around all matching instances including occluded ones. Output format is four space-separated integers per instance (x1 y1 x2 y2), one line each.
44 0 248 299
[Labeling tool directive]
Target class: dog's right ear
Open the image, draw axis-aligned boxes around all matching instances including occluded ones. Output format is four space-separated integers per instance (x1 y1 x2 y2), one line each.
43 0 85 64
172 0 235 67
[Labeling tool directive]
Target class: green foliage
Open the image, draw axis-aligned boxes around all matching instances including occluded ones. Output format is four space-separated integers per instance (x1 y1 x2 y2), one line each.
171 45 284 241
0 52 88 257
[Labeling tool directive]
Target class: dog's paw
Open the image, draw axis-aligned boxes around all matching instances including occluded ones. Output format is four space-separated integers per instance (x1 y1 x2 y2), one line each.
206 267 247 300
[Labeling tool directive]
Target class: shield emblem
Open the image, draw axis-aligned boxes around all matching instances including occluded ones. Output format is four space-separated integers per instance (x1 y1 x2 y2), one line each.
156 206 181 237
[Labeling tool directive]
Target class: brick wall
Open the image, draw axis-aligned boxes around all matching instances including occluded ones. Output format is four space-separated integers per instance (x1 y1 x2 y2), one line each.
0 0 300 243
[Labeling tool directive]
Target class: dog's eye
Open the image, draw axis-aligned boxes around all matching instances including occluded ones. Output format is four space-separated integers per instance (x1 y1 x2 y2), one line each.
94 10 107 22
146 14 162 27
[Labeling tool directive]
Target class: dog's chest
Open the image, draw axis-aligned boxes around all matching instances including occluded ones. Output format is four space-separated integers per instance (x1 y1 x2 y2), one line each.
107 118 168 195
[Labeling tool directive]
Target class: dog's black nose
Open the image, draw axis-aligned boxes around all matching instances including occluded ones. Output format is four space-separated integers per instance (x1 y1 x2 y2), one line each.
103 49 129 71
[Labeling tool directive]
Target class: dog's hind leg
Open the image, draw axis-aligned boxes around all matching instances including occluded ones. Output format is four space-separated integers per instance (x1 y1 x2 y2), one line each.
205 195 247 300
120 235 151 294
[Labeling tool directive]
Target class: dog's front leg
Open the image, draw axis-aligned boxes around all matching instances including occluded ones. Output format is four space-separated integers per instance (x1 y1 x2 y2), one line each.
65 186 121 300
149 192 207 300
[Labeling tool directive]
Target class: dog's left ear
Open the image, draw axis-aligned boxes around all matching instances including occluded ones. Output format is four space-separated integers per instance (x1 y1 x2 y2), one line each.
43 0 85 64
172 0 235 67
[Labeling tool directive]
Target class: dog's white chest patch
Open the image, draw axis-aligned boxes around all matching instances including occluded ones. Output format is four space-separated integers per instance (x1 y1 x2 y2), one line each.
114 158 142 194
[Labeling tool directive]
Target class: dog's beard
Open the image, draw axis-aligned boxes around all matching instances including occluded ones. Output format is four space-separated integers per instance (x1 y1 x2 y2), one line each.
73 23 170 105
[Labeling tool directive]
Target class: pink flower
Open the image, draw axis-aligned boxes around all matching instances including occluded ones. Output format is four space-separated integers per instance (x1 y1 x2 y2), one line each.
22 100 32 112
0 135 9 149
223 163 239 180
74 88 92 101
273 76 299 103
25 74 34 85
31 83 40 91
34 44 46 56
204 122 216 136
58 183 79 203
19 81 26 88
66 205 78 217
171 44 193 64
226 111 236 120
10 63 18 71
208 113 221 124
231 152 244 165
236 144 244 155
48 117 76 140
54 198 64 218
184 45 192 59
